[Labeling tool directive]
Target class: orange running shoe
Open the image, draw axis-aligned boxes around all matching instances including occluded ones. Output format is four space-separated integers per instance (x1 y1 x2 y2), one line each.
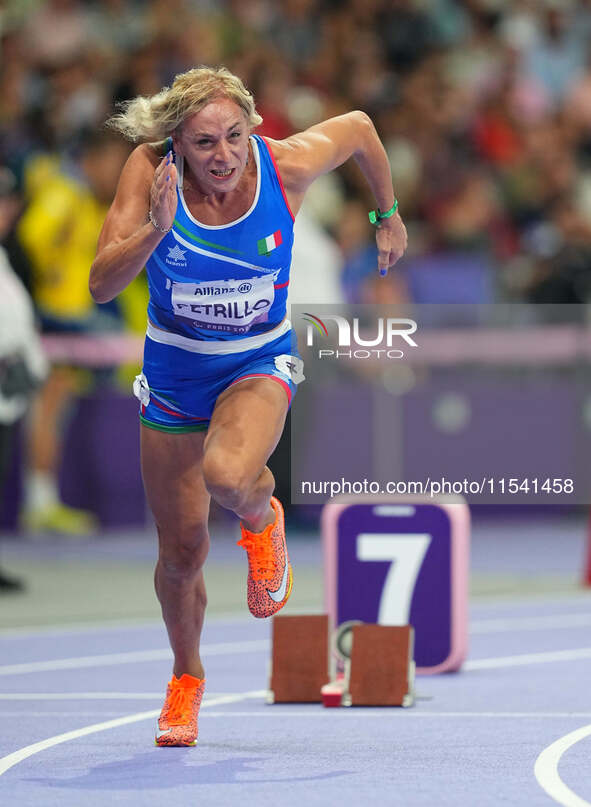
237 496 293 619
155 673 205 747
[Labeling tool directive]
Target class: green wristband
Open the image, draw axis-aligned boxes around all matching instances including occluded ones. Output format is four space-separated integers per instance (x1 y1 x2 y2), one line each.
368 199 398 225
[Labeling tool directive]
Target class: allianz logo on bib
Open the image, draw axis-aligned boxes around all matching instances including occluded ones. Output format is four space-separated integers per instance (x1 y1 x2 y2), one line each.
191 282 253 296
166 245 187 267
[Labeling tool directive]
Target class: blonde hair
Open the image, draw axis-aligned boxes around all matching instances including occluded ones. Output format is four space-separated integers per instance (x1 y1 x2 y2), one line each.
106 65 263 142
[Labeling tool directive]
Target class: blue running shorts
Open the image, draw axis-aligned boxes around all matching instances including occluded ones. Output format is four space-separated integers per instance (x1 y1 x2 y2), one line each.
133 321 304 433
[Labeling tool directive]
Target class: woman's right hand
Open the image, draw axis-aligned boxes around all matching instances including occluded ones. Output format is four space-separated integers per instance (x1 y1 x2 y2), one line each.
149 151 178 232
92 144 178 303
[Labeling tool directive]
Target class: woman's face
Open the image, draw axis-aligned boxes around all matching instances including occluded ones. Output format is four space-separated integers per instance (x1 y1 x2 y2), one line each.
173 97 250 195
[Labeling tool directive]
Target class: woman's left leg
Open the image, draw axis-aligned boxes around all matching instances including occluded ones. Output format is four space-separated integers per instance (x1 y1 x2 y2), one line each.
203 376 293 618
202 377 289 531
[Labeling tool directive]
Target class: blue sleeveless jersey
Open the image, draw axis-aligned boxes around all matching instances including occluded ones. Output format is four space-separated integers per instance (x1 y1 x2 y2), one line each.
145 134 294 341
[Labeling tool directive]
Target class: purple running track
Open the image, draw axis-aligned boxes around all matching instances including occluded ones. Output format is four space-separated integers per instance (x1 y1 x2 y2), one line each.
2 593 591 807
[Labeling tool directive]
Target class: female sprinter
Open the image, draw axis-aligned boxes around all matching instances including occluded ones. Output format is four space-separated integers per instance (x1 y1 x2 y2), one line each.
90 66 407 746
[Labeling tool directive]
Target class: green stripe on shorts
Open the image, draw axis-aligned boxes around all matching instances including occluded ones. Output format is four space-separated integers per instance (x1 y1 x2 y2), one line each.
139 414 209 433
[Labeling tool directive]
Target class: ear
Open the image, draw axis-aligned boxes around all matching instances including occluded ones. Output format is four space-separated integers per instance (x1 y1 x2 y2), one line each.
171 130 182 156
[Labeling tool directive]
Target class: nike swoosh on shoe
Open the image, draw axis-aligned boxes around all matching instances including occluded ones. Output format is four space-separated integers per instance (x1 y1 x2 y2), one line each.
156 728 172 739
267 558 289 602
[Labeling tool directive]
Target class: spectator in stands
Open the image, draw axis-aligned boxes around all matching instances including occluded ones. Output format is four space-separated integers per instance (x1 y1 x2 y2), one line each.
17 130 134 534
521 1 586 109
0 169 47 587
21 0 94 71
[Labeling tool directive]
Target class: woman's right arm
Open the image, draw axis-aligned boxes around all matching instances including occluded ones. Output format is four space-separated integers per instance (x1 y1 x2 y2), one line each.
89 144 177 303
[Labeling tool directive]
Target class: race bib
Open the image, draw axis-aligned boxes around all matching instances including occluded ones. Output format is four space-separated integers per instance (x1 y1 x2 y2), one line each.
171 275 276 334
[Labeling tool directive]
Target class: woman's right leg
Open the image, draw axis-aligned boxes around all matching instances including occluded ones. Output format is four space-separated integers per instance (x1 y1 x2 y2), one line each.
140 424 210 680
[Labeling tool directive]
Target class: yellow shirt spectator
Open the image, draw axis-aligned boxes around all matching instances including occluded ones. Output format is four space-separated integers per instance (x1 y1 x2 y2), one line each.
18 157 106 322
18 134 145 330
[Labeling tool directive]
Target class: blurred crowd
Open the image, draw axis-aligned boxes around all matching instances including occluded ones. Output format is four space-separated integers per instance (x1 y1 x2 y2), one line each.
2 0 591 309
1 0 591 543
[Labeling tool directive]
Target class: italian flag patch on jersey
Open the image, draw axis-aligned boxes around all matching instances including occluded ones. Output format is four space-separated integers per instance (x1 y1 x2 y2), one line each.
257 230 283 256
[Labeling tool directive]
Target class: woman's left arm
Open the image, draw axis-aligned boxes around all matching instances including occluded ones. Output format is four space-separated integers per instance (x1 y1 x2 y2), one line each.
269 111 407 275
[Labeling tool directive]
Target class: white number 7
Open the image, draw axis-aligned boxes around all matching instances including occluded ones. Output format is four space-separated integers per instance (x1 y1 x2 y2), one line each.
356 533 432 624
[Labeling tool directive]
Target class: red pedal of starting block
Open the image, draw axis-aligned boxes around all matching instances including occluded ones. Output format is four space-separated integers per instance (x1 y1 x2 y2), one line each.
321 674 346 707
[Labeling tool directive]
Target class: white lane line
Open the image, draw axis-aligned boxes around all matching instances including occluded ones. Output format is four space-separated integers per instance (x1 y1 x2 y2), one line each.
465 648 591 671
3 643 591 678
0 712 129 718
0 692 235 701
189 711 591 719
0 639 269 675
471 614 591 634
0 611 248 638
0 690 266 778
1 696 591 720
2 606 590 639
471 593 591 609
0 619 162 637
5 710 591 720
534 724 591 807
4 707 591 720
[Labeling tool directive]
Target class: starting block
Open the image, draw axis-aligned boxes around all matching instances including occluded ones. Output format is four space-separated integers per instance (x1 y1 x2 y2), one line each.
268 614 330 703
348 623 414 707
268 614 415 707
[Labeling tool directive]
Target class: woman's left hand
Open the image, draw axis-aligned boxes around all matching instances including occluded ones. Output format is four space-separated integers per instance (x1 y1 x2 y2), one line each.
375 213 408 276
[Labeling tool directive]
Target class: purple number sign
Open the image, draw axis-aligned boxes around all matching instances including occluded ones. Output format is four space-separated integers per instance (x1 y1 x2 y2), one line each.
322 497 470 674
